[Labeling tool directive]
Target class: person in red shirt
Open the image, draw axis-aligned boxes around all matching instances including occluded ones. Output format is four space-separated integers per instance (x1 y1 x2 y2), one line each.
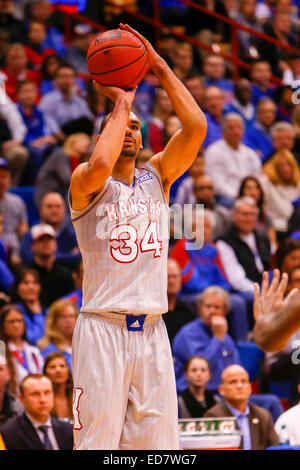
25 21 55 71
0 43 40 102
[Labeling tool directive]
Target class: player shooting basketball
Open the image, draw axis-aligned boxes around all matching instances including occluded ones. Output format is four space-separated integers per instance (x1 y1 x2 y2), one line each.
69 24 207 450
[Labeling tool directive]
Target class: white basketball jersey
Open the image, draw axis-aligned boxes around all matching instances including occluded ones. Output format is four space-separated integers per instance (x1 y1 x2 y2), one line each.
69 161 170 315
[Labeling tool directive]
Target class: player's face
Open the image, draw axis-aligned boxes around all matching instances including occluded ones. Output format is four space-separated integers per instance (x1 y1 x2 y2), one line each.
45 357 69 385
200 294 226 326
20 378 54 421
121 113 142 158
185 358 210 388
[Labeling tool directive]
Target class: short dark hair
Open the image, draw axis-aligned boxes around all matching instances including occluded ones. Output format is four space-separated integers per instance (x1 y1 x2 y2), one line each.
56 62 76 76
17 79 37 93
19 373 52 396
276 238 300 272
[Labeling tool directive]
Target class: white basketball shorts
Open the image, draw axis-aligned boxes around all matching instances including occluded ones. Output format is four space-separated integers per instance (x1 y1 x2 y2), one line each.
72 311 179 450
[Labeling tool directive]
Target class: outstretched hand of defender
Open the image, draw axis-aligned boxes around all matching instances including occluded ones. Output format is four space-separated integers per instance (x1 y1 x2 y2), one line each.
119 23 161 70
253 269 299 322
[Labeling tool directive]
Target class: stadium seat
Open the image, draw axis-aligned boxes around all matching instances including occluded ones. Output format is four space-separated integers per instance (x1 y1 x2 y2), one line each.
237 341 265 382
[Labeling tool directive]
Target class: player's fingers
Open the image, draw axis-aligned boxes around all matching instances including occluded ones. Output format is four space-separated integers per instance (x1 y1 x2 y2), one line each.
253 283 261 321
268 268 280 295
260 271 269 297
276 272 288 299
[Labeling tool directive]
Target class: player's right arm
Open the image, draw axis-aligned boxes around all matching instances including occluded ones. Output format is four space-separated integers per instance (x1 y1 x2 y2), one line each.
253 270 300 352
70 86 136 211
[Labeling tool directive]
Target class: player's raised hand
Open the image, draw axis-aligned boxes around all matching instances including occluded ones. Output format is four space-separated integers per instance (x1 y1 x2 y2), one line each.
119 23 160 69
253 269 299 322
93 81 137 106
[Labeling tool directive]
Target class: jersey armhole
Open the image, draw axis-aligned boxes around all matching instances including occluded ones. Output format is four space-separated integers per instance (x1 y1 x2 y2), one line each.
142 161 169 207
69 178 111 222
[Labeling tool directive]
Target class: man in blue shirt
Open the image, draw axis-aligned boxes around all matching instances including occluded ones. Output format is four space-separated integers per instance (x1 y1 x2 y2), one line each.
172 286 241 392
244 97 276 162
203 55 234 103
204 365 279 450
202 87 228 148
39 63 93 141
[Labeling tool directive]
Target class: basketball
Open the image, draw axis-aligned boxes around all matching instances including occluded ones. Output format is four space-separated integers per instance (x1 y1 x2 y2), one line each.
87 29 148 89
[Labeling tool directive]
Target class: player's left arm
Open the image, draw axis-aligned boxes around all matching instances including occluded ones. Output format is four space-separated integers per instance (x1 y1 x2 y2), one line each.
120 24 207 195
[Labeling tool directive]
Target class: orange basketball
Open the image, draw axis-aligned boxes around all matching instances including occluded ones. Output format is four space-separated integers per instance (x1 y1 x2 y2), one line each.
87 29 148 89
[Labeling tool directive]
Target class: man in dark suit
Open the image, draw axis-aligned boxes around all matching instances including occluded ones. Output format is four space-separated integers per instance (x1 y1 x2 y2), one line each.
204 365 279 450
0 374 73 450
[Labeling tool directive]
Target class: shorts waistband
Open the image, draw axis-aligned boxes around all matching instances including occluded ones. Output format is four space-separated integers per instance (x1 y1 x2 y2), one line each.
80 311 162 328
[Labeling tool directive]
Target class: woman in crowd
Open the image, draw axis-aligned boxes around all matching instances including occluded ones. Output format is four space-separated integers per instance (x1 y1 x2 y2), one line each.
38 299 78 372
260 149 300 240
9 268 46 346
0 304 44 388
43 351 73 421
34 132 91 207
40 54 62 95
238 176 277 250
178 356 220 418
147 87 173 153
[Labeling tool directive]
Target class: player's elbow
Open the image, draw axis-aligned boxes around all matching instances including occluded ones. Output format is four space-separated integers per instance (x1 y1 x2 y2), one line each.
88 156 113 178
183 112 207 141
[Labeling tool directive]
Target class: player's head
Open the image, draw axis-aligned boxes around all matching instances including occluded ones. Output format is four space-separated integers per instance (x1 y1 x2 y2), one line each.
100 110 143 160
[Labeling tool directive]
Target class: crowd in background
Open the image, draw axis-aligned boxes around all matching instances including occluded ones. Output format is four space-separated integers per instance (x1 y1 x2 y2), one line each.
0 0 300 450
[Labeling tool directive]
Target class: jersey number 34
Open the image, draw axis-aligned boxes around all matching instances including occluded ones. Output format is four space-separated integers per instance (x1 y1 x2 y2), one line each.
109 220 162 263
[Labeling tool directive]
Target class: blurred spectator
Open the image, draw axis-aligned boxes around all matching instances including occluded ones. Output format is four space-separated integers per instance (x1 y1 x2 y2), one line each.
38 299 78 372
204 364 279 450
162 115 181 147
39 54 62 95
226 79 255 129
236 0 261 62
0 158 28 261
285 265 300 295
292 107 300 162
63 258 83 310
238 176 277 249
202 86 226 147
185 0 231 41
244 98 276 162
274 85 296 122
260 149 300 235
178 356 220 418
0 28 9 67
205 113 261 206
0 211 14 293
172 286 241 392
171 209 250 341
174 153 205 207
256 11 298 77
34 133 91 208
28 224 74 307
21 192 80 269
24 21 55 70
216 197 271 294
0 43 40 102
275 238 300 274
192 174 231 240
17 79 56 184
64 24 92 75
171 42 195 81
0 0 26 43
255 0 273 23
0 374 73 450
86 79 113 134
163 259 196 345
43 352 73 421
9 268 46 346
0 304 44 388
275 376 300 443
38 63 93 140
202 55 234 103
0 91 29 185
0 353 23 426
184 74 205 108
250 60 276 106
147 87 173 153
28 0 66 57
282 50 300 85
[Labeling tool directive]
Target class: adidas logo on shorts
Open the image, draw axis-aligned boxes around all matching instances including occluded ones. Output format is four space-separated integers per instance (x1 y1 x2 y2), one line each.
130 320 140 328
